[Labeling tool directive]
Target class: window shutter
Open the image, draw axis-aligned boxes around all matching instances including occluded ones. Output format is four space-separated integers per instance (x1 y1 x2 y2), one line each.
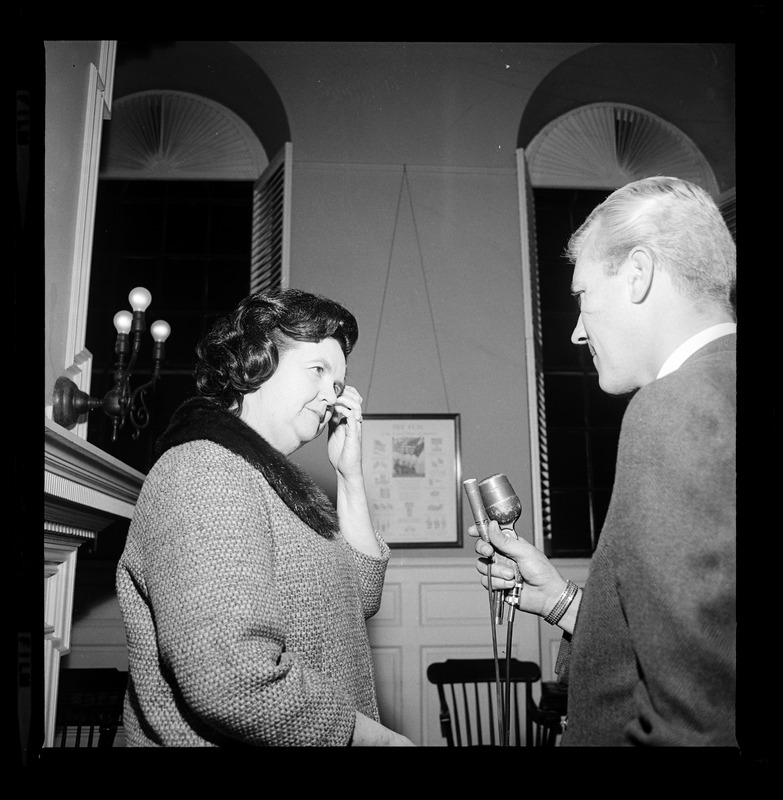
718 187 736 241
251 142 292 293
516 148 551 551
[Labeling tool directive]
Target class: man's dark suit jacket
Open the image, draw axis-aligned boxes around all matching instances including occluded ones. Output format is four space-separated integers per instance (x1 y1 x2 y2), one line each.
557 334 736 746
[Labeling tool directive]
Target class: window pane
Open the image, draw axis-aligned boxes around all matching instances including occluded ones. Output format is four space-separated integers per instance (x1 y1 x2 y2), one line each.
159 259 207 310
548 490 592 556
542 311 580 369
547 428 588 486
117 202 165 252
533 192 578 258
116 257 161 300
539 259 578 312
544 374 584 427
207 259 249 313
210 202 252 254
166 203 209 252
85 178 253 473
533 187 620 557
162 312 209 367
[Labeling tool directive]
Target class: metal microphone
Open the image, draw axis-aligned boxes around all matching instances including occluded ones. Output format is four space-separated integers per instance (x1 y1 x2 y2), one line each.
463 478 490 542
465 474 524 744
478 473 523 623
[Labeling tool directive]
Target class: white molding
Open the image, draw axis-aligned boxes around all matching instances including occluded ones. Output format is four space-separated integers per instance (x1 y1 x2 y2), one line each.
43 538 82 747
296 161 515 176
44 415 144 516
42 413 142 749
98 41 116 115
65 62 110 406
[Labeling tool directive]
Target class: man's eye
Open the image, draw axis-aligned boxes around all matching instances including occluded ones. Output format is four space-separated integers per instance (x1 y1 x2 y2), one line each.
313 365 324 375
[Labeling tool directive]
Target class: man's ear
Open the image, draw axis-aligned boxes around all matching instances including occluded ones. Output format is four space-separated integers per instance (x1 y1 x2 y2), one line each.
626 247 654 304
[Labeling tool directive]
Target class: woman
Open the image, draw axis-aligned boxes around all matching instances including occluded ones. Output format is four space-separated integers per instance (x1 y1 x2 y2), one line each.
116 288 413 746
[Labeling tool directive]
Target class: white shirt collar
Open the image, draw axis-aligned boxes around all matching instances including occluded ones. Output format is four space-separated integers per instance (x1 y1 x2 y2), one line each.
656 323 737 380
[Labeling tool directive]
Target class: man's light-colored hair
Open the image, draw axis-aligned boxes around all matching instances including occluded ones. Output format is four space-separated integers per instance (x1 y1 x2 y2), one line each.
565 176 736 314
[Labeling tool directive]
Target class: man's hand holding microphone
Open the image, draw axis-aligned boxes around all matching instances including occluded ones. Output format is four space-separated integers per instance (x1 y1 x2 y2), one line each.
469 517 582 635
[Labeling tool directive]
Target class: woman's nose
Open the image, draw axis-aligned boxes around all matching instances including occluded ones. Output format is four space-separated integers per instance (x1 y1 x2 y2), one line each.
321 380 338 405
571 313 587 345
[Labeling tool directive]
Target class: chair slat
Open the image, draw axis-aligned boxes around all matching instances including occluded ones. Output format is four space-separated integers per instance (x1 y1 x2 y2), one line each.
55 668 128 748
426 658 564 747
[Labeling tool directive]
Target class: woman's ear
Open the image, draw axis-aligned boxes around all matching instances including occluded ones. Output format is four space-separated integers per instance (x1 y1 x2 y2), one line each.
626 247 654 304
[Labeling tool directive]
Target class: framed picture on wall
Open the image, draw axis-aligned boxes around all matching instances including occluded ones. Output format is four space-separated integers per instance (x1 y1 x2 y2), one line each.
361 414 462 548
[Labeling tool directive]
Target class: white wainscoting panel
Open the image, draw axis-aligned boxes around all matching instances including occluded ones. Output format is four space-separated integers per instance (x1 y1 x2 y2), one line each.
367 555 543 746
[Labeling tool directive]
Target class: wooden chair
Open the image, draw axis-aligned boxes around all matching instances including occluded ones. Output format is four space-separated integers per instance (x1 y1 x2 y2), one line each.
55 668 128 748
426 658 565 746
528 679 568 746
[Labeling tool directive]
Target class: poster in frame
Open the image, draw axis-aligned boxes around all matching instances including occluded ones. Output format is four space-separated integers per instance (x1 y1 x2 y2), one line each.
361 413 462 548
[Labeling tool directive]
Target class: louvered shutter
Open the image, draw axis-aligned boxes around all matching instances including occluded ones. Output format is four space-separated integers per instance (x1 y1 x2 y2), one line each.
516 149 551 551
719 188 736 241
250 142 292 293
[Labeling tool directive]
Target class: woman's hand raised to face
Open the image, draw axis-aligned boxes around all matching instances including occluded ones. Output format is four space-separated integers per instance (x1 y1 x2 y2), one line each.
327 385 364 480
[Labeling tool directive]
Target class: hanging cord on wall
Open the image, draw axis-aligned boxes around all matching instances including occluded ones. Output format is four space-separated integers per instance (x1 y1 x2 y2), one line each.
365 164 451 413
364 167 405 413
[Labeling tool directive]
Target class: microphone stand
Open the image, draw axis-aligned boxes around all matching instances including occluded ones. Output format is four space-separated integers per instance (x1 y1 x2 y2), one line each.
464 475 523 746
463 479 506 745
479 474 523 747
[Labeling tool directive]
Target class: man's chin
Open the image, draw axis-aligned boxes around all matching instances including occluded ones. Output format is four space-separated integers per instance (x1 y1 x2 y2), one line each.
598 375 638 397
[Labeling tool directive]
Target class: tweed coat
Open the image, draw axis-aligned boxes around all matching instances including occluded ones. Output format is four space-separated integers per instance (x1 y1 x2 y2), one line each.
557 334 737 746
116 397 390 747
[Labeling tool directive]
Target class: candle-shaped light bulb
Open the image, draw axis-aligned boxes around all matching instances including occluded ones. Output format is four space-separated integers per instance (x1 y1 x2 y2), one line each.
150 320 171 343
128 286 152 312
113 310 133 334
150 319 170 365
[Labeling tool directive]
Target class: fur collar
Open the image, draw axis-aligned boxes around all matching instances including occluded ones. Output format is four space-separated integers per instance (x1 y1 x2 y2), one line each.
155 397 339 539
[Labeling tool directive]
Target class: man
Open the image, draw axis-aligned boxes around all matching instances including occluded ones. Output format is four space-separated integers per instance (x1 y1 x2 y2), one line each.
473 176 736 746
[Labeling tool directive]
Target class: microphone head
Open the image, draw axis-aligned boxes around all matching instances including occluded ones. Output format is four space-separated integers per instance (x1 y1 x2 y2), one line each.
463 478 489 524
479 473 521 526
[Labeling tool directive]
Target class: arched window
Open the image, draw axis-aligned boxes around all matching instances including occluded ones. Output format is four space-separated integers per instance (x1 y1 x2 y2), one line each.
86 89 291 472
517 102 727 557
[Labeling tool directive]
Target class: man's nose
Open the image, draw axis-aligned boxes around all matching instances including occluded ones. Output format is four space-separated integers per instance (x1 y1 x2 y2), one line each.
571 313 587 345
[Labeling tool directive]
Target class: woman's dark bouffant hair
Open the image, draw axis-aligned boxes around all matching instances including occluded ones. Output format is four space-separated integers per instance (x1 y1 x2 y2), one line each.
195 288 359 412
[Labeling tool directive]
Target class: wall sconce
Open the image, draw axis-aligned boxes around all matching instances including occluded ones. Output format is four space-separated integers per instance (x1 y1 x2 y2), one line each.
53 287 171 441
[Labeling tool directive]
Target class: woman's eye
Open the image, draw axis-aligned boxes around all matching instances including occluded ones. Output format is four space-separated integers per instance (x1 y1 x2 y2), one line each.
313 365 324 375
334 384 343 396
